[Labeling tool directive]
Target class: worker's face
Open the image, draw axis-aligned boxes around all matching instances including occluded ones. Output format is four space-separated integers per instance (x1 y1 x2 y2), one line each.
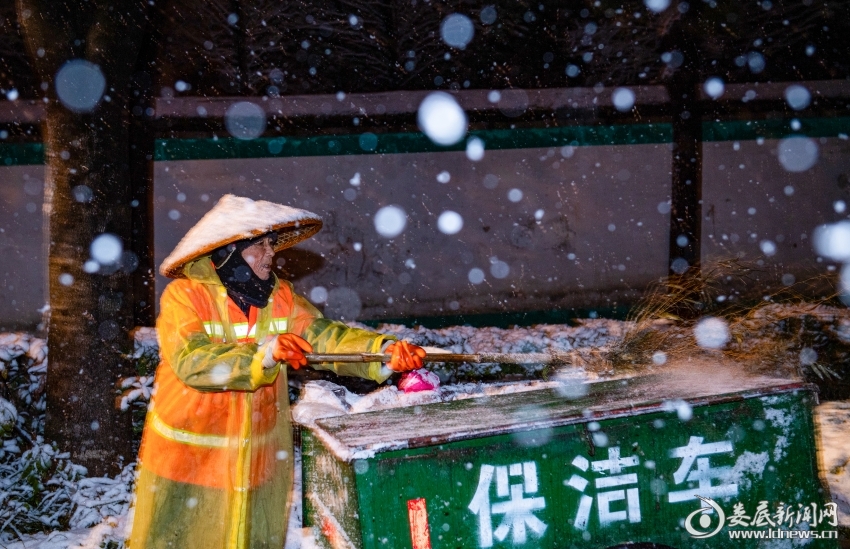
241 236 275 280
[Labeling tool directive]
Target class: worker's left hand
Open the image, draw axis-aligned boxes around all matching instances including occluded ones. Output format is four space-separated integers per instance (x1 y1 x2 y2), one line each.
385 340 426 372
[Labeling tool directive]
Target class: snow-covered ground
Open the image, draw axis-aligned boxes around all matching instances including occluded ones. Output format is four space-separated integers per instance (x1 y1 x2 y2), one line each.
1 319 848 547
0 454 316 549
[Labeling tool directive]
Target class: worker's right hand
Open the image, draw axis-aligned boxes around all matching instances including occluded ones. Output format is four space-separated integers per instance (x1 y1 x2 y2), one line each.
385 340 426 372
271 334 313 369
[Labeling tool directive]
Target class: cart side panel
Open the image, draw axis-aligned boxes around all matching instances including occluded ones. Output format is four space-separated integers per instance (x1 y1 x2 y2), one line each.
348 388 835 548
302 430 363 549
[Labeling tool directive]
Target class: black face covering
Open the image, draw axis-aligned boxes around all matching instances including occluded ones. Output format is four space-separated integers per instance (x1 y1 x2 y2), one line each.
212 234 277 317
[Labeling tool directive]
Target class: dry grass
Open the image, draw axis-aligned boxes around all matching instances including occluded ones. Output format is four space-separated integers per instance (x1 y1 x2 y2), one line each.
604 259 850 396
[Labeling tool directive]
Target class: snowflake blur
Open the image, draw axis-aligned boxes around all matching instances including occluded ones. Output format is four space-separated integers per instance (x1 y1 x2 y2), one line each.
55 60 105 112
418 92 468 146
374 205 407 238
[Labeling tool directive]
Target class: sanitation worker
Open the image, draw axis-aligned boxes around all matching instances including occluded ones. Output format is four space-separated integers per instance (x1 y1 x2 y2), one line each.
128 194 425 548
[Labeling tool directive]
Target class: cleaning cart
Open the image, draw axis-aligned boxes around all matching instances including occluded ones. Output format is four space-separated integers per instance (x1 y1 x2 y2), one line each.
298 358 838 548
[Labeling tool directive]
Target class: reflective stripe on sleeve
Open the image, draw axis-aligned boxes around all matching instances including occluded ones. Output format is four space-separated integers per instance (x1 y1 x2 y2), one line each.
202 321 225 338
269 318 288 333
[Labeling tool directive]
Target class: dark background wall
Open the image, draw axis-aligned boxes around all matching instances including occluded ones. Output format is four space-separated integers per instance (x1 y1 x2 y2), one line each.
3 121 849 329
3 0 850 329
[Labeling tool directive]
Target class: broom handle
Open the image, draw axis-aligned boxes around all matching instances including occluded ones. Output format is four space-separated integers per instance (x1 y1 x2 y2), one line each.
305 352 571 365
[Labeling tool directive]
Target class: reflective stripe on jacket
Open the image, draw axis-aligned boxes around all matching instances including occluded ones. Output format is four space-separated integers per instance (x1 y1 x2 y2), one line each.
141 273 294 489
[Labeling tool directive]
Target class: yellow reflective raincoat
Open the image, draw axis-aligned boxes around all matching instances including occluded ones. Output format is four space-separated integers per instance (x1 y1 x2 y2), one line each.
128 257 394 549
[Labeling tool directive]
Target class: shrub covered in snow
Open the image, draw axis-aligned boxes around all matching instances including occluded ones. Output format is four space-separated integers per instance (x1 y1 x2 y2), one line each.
69 463 136 529
0 438 87 538
0 333 48 436
0 397 16 438
120 328 160 443
0 333 147 542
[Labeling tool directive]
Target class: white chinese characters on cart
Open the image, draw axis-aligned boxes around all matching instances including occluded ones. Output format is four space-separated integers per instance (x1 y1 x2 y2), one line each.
468 461 547 548
464 432 833 548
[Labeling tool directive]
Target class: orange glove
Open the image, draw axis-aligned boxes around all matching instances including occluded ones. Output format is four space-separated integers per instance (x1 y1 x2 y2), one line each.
271 334 313 369
385 340 426 372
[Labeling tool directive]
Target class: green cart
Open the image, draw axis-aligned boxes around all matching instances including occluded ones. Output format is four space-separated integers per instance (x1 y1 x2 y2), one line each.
300 361 838 548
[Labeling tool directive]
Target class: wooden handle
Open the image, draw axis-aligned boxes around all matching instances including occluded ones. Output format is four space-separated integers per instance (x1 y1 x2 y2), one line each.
304 352 572 365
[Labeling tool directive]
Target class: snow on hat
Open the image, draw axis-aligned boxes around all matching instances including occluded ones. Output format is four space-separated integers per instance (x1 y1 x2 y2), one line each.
160 194 323 278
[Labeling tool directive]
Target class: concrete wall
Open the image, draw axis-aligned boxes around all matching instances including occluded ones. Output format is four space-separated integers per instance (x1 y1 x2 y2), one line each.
2 132 849 327
0 164 45 328
702 137 850 281
153 143 671 321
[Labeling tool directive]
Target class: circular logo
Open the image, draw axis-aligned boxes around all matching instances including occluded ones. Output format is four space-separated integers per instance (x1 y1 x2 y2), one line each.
684 497 726 539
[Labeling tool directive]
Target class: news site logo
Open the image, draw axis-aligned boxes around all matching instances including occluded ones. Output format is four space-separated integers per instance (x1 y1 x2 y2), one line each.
685 495 839 541
684 496 726 538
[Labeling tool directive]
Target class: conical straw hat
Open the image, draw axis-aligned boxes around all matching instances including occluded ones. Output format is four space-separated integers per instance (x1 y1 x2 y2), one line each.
160 194 323 278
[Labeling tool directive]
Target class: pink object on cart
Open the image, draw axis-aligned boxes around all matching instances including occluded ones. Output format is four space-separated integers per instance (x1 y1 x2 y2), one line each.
398 369 441 393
